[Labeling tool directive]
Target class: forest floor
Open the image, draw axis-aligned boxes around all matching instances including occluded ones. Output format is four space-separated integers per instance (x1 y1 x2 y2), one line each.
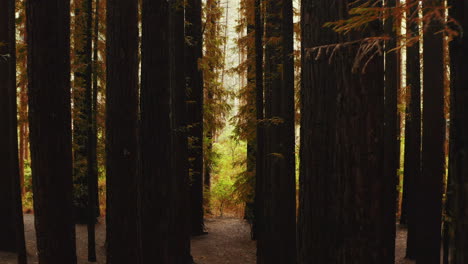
0 214 414 264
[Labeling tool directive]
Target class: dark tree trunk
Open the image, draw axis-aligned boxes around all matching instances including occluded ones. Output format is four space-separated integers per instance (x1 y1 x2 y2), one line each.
72 0 94 224
416 1 445 263
26 0 77 262
169 0 192 260
186 0 205 236
253 0 264 243
105 0 139 262
0 0 17 253
259 0 296 262
383 0 398 260
0 0 27 262
139 0 191 262
448 0 468 263
403 1 421 259
299 1 339 261
299 1 393 263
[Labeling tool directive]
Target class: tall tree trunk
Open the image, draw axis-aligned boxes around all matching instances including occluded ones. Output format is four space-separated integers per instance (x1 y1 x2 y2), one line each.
170 0 192 260
105 0 139 261
383 0 398 261
26 0 77 262
186 0 205 236
139 0 191 261
403 1 421 259
299 1 392 263
0 0 17 252
253 0 264 243
72 0 94 224
259 0 296 262
448 0 468 263
299 1 339 261
0 0 27 262
416 1 445 263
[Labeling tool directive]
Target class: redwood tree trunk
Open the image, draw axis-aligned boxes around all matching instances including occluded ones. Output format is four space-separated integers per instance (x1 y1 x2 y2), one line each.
186 0 205 236
105 0 139 262
26 0 77 262
416 1 445 263
448 0 468 263
259 0 296 262
383 0 398 260
170 0 192 260
0 1 27 262
299 0 393 263
138 0 191 261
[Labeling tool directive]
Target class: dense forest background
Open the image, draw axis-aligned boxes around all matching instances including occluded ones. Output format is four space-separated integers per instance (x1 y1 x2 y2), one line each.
1 0 467 263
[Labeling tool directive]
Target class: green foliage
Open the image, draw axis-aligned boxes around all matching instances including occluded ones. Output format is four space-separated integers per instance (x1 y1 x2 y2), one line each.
21 161 33 212
209 125 247 216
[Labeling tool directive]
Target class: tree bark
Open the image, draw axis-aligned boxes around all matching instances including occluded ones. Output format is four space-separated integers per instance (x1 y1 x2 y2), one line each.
448 0 468 263
169 0 192 260
138 0 192 262
416 1 445 263
383 0 398 261
186 0 205 236
253 0 264 243
105 0 139 262
299 1 393 263
26 0 77 262
0 1 27 262
259 0 296 262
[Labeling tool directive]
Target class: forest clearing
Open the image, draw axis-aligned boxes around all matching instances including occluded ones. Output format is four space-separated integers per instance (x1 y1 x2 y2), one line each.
1 0 467 263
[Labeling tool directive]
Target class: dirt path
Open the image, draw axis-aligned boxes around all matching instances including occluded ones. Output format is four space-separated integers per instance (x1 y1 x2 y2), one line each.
191 217 256 264
0 214 414 264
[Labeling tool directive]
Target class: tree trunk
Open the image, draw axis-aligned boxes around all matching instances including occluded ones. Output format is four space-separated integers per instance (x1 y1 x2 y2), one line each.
299 1 393 263
416 1 445 263
139 0 192 262
105 0 139 261
299 1 339 261
383 0 398 260
169 0 192 260
403 1 421 259
259 0 296 262
0 1 27 262
26 0 77 262
0 0 17 252
253 0 264 243
186 0 205 236
448 0 468 263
